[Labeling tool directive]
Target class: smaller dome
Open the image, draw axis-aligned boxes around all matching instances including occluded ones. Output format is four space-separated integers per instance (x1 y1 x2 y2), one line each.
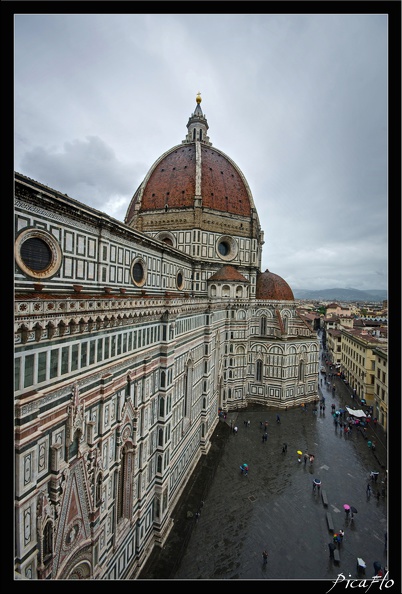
208 265 249 283
256 269 294 301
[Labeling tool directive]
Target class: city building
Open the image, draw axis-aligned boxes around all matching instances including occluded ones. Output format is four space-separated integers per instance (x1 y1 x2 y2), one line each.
373 345 388 430
340 327 387 407
14 95 319 580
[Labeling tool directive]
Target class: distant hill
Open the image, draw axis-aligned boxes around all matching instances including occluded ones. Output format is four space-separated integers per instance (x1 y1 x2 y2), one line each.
293 288 387 302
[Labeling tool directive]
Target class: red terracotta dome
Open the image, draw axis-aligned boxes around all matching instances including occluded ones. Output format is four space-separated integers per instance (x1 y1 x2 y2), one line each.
125 145 252 224
125 95 255 227
256 269 294 301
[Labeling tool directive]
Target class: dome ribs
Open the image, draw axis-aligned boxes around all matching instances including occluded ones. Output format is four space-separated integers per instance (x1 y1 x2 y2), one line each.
141 146 196 211
201 149 251 215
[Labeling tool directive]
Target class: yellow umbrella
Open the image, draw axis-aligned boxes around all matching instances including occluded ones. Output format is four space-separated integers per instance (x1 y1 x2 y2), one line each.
297 450 303 455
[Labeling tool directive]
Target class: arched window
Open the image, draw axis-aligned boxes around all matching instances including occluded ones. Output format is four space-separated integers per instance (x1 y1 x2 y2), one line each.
117 444 134 522
256 359 263 382
157 455 162 473
159 396 165 417
43 520 53 561
298 360 305 382
158 428 164 447
160 371 166 388
260 316 267 335
184 360 193 419
96 473 103 506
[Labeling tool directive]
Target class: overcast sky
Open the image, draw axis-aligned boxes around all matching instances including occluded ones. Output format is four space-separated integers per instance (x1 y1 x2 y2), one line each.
14 12 389 291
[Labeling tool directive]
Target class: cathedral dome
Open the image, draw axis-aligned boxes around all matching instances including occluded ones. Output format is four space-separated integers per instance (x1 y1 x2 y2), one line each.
124 95 257 233
256 269 294 301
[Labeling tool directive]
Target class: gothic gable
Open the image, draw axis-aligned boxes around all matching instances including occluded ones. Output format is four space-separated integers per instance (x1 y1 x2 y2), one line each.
53 458 93 577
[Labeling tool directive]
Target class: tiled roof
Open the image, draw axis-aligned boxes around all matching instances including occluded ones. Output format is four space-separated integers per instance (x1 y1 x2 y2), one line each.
126 143 252 222
256 269 294 301
208 265 249 282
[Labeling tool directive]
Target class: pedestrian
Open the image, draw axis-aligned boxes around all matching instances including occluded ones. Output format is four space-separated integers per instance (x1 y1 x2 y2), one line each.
247 420 250 427
233 426 238 435
338 529 344 545
264 432 268 442
304 453 308 466
276 414 280 423
312 481 316 493
195 511 200 522
282 442 287 453
262 549 268 565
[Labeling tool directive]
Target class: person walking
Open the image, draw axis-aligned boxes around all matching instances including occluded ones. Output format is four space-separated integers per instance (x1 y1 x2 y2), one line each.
276 414 280 423
282 442 287 453
262 549 268 565
304 453 308 467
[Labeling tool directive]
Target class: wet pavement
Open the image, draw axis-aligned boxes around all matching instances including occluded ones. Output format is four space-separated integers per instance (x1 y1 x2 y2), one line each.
137 350 392 584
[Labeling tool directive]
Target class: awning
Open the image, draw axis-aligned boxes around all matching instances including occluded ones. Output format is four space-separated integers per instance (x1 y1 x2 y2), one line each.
346 407 367 419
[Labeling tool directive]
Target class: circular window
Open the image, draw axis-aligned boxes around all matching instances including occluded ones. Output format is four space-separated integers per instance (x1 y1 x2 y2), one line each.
216 235 238 261
218 241 230 256
176 271 184 290
130 258 147 287
15 228 62 279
